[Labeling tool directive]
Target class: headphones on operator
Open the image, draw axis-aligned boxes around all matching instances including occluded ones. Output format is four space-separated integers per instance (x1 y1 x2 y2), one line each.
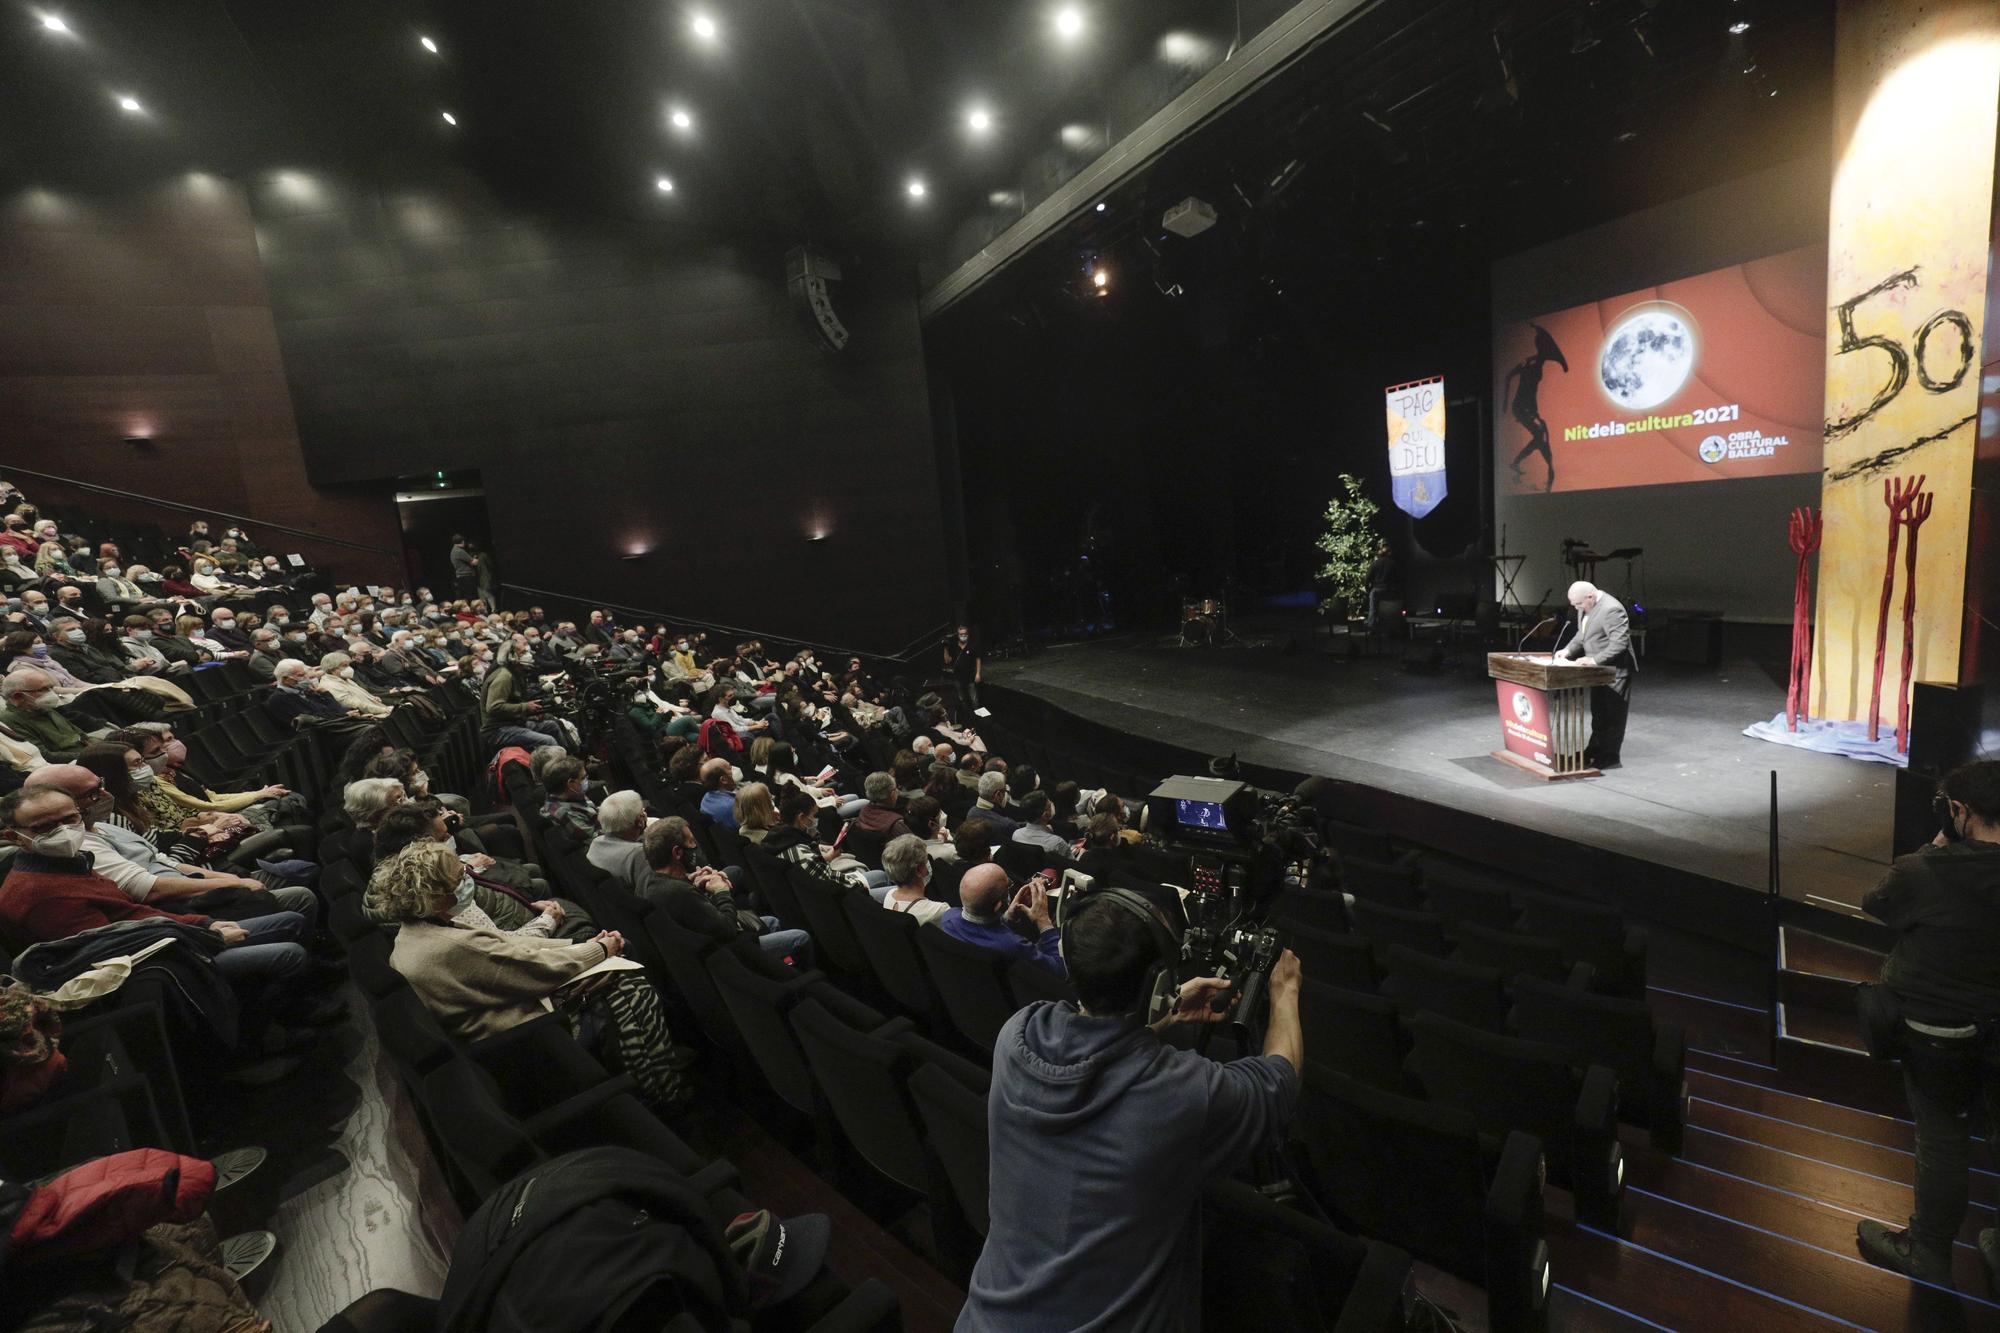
1057 883 1183 1020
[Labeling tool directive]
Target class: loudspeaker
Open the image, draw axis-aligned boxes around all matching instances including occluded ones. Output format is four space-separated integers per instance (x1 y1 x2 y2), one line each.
1908 681 1983 775
1893 766 1943 856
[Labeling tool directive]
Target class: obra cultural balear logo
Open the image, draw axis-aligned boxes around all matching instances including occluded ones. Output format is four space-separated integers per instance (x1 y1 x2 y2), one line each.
1699 435 1727 464
1511 691 1535 724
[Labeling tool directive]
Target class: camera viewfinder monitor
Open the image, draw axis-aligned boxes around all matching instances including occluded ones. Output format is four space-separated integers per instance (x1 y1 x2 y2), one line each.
1148 775 1254 849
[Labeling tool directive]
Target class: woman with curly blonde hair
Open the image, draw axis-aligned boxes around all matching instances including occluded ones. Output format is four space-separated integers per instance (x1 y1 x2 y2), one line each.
371 841 694 1113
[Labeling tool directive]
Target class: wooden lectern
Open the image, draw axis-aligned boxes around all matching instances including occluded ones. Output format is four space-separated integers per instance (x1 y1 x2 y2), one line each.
1487 653 1617 780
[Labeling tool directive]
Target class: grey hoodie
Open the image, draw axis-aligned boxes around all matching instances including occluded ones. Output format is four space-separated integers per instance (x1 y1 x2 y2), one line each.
957 1001 1298 1332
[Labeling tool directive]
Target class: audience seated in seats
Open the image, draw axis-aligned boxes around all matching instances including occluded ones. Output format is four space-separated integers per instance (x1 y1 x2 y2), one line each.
906 793 957 863
957 893 1302 1329
733 781 777 843
479 645 558 750
370 840 693 1115
540 755 598 841
586 789 652 896
880 833 947 924
766 789 877 890
1011 790 1076 864
640 815 812 969
855 771 913 842
372 803 574 940
314 651 394 718
699 756 739 831
0 666 91 762
971 770 1019 840
940 862 1065 977
0 787 337 1059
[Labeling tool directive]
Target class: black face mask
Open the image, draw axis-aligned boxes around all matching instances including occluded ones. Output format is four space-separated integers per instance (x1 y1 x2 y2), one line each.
682 845 707 871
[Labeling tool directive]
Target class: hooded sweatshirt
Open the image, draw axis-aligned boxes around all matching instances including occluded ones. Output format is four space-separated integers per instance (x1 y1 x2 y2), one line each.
957 1001 1298 1332
1865 838 2000 1023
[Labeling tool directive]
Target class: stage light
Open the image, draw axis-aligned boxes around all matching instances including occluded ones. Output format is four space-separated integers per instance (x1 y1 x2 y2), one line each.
967 106 992 134
38 12 69 34
1095 201 1107 212
656 176 675 193
1053 5 1084 40
117 95 142 113
690 12 718 42
906 178 927 200
1728 20 1751 35
670 107 693 130
420 34 438 53
440 110 457 124
1092 266 1109 293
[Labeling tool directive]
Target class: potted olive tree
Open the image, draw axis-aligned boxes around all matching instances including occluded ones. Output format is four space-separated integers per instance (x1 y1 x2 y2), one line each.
1315 473 1380 632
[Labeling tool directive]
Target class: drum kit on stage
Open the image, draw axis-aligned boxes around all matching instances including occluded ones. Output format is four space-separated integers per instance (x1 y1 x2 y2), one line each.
1177 596 1240 647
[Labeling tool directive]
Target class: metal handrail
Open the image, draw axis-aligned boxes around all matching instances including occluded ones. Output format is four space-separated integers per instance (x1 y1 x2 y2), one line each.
2 464 398 555
498 581 952 666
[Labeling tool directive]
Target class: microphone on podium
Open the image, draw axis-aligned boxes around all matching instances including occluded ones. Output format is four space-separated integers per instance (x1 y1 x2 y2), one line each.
1515 616 1555 653
1549 620 1577 656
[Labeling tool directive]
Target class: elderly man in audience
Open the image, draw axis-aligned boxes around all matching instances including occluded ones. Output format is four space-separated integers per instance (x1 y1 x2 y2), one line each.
266 658 370 734
0 667 91 762
640 816 811 968
971 769 1019 840
586 789 653 896
540 755 599 841
853 770 914 843
370 840 693 1114
315 651 397 717
116 614 179 675
940 862 1065 976
698 756 739 831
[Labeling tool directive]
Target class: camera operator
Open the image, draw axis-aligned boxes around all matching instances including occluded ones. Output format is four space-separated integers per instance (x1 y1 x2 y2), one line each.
957 893 1302 1331
1856 760 2000 1287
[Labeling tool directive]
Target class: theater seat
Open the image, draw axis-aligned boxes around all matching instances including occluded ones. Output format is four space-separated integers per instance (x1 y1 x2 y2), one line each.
1448 920 1572 984
1375 944 1511 1032
1297 980 1407 1093
1282 922 1378 994
907 1050 992 1279
1417 862 1521 931
1292 1064 1549 1333
787 997 925 1195
1513 890 1649 1000
1201 1176 1413 1333
842 891 944 1031
1339 853 1425 910
1509 974 1687 1153
1347 898 1452 958
915 923 1021 1052
1404 1011 1622 1230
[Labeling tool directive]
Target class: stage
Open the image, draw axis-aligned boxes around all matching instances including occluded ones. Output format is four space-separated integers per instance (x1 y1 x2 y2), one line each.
986 630 1898 918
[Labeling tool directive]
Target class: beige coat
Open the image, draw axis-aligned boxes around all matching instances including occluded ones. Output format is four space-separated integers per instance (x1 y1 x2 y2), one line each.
390 918 605 1041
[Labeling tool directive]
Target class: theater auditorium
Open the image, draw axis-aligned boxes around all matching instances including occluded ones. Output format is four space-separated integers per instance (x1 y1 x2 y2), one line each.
2 1 1998 1330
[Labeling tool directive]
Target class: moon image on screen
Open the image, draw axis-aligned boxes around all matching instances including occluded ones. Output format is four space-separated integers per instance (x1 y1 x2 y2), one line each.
1598 304 1696 411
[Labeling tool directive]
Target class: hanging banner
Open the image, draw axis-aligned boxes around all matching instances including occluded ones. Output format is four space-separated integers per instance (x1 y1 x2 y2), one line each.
1385 376 1448 518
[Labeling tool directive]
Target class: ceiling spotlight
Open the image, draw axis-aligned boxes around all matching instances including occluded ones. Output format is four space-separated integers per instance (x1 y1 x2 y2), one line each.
967 107 992 134
1095 201 1107 213
671 108 692 130
38 12 69 33
1091 266 1109 294
1053 5 1084 40
419 34 438 53
116 95 142 113
440 110 457 124
690 12 718 42
655 176 675 193
906 178 927 200
1728 20 1751 35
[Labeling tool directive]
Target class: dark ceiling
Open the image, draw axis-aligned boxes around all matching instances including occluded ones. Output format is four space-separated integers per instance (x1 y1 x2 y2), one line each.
0 0 1832 308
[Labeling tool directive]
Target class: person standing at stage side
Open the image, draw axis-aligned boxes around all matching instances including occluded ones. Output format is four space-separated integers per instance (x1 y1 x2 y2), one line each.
1856 761 2000 1289
1556 580 1635 769
943 623 982 717
1364 540 1397 630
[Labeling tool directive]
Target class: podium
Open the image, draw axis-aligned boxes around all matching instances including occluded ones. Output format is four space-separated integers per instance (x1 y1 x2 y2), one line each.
1487 653 1617 780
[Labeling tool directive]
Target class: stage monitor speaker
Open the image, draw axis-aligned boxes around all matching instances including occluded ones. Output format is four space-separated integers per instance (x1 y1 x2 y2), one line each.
1893 766 1943 857
1908 681 1983 775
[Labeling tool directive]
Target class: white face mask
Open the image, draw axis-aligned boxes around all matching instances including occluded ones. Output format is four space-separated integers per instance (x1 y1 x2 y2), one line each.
129 765 156 787
339 667 355 680
29 823 86 859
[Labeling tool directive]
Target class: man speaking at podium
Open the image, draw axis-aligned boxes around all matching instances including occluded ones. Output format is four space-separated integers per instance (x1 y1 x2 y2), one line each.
1556 580 1636 769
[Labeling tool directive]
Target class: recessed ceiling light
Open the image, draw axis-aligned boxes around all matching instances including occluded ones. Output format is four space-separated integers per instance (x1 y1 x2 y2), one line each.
1728 20 1751 35
1095 201 1107 212
440 110 457 125
117 95 142 113
420 35 439 53
656 176 674 193
907 178 927 200
671 108 693 130
1054 6 1084 40
967 107 992 134
690 12 718 42
38 12 69 33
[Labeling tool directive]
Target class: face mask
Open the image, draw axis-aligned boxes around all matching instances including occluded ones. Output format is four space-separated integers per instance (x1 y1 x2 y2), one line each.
411 769 430 793
24 605 46 617
270 614 288 625
29 824 86 859
214 617 233 628
129 765 156 787
104 568 121 578
339 667 355 679
147 753 171 773
163 740 187 767
28 643 48 658
131 629 152 641
62 629 84 644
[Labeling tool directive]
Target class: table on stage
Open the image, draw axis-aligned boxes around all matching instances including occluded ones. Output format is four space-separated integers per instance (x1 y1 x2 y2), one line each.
1486 653 1617 780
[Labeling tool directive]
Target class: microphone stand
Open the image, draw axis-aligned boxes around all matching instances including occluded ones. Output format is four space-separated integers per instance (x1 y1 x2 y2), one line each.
1515 616 1555 653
